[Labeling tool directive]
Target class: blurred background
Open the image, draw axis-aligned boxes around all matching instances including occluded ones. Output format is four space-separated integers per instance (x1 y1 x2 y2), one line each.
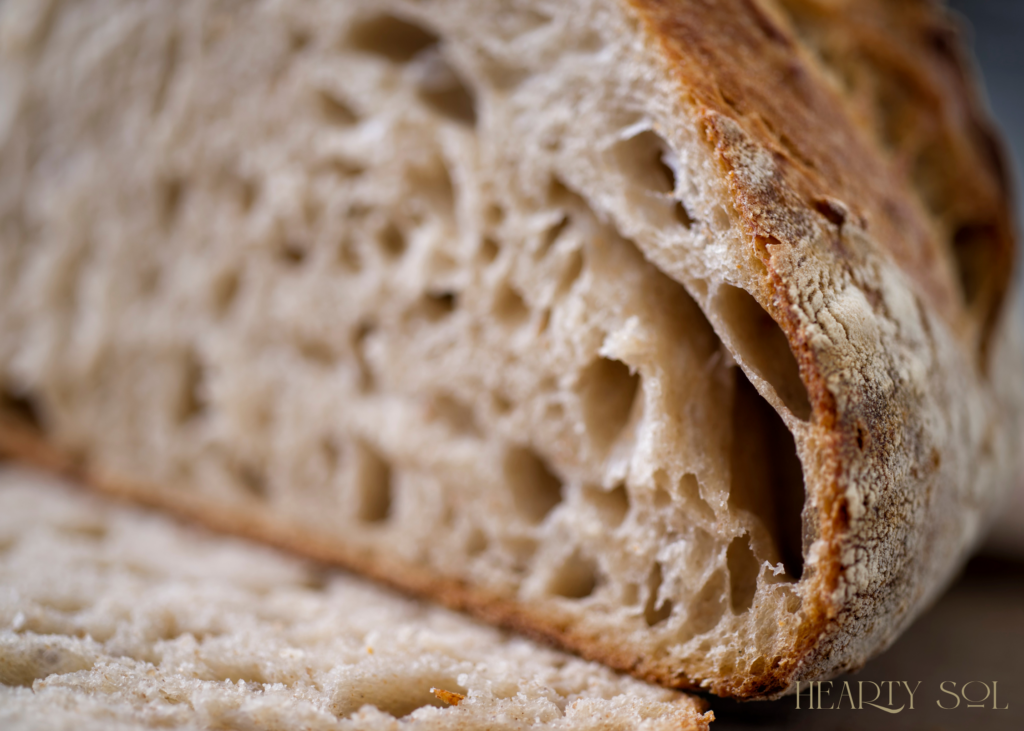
710 1 1024 728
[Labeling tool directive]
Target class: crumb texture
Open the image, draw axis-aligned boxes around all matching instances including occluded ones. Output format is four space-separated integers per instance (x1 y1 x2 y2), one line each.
0 467 711 731
0 0 813 692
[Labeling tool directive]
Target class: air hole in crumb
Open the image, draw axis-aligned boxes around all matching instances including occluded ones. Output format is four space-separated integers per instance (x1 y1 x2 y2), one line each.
712 205 731 232
543 400 564 423
376 222 405 259
504 535 539 575
237 178 258 213
237 463 268 499
412 160 456 219
688 570 727 636
538 216 570 257
493 283 530 325
714 284 811 420
277 240 307 266
643 563 673 626
347 13 438 62
549 550 598 599
651 477 672 510
326 157 366 179
610 130 696 229
585 483 630 527
466 527 488 556
485 203 505 226
422 291 457 321
479 236 500 263
674 201 695 228
547 175 582 206
354 442 392 523
158 178 185 228
577 356 640 454
427 393 477 435
212 269 240 315
1 385 43 430
614 129 675 194
338 676 459 718
353 323 376 392
398 36 477 124
728 367 805 579
297 337 336 366
727 535 760 613
555 248 584 297
289 27 311 53
420 76 477 126
337 239 363 273
536 308 551 334
207 661 267 686
492 392 512 415
176 352 207 423
316 89 359 126
503 447 562 523
678 473 715 523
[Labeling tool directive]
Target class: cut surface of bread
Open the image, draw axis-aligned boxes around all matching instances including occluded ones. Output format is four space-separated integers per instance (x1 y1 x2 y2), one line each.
0 0 1021 699
0 466 712 731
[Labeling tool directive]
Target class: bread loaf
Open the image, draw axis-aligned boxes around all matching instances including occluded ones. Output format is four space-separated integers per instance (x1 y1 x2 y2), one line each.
0 466 712 730
0 0 1020 698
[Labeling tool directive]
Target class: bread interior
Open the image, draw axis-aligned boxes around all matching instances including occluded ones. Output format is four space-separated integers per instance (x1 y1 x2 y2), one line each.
0 0 819 686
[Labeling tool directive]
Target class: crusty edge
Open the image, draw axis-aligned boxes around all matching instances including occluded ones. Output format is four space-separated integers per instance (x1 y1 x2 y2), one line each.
623 0 1020 698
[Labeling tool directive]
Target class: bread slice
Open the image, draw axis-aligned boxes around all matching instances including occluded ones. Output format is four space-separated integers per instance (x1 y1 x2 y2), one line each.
0 466 712 730
0 0 1020 699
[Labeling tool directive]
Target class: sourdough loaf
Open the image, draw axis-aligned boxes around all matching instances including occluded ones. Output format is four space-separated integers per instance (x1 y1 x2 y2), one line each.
0 0 1021 699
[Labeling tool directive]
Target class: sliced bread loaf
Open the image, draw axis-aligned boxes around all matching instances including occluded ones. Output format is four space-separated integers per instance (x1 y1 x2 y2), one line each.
0 0 1020 698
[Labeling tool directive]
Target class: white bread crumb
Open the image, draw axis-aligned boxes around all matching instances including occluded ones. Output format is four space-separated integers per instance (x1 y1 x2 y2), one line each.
0 466 711 731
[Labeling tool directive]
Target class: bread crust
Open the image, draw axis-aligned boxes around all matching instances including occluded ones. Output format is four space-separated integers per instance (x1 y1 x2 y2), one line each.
1 0 1021 701
625 0 1022 696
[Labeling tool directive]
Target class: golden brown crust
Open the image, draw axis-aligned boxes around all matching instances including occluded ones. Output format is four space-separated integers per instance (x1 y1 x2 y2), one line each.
629 0 1014 344
625 0 1019 697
